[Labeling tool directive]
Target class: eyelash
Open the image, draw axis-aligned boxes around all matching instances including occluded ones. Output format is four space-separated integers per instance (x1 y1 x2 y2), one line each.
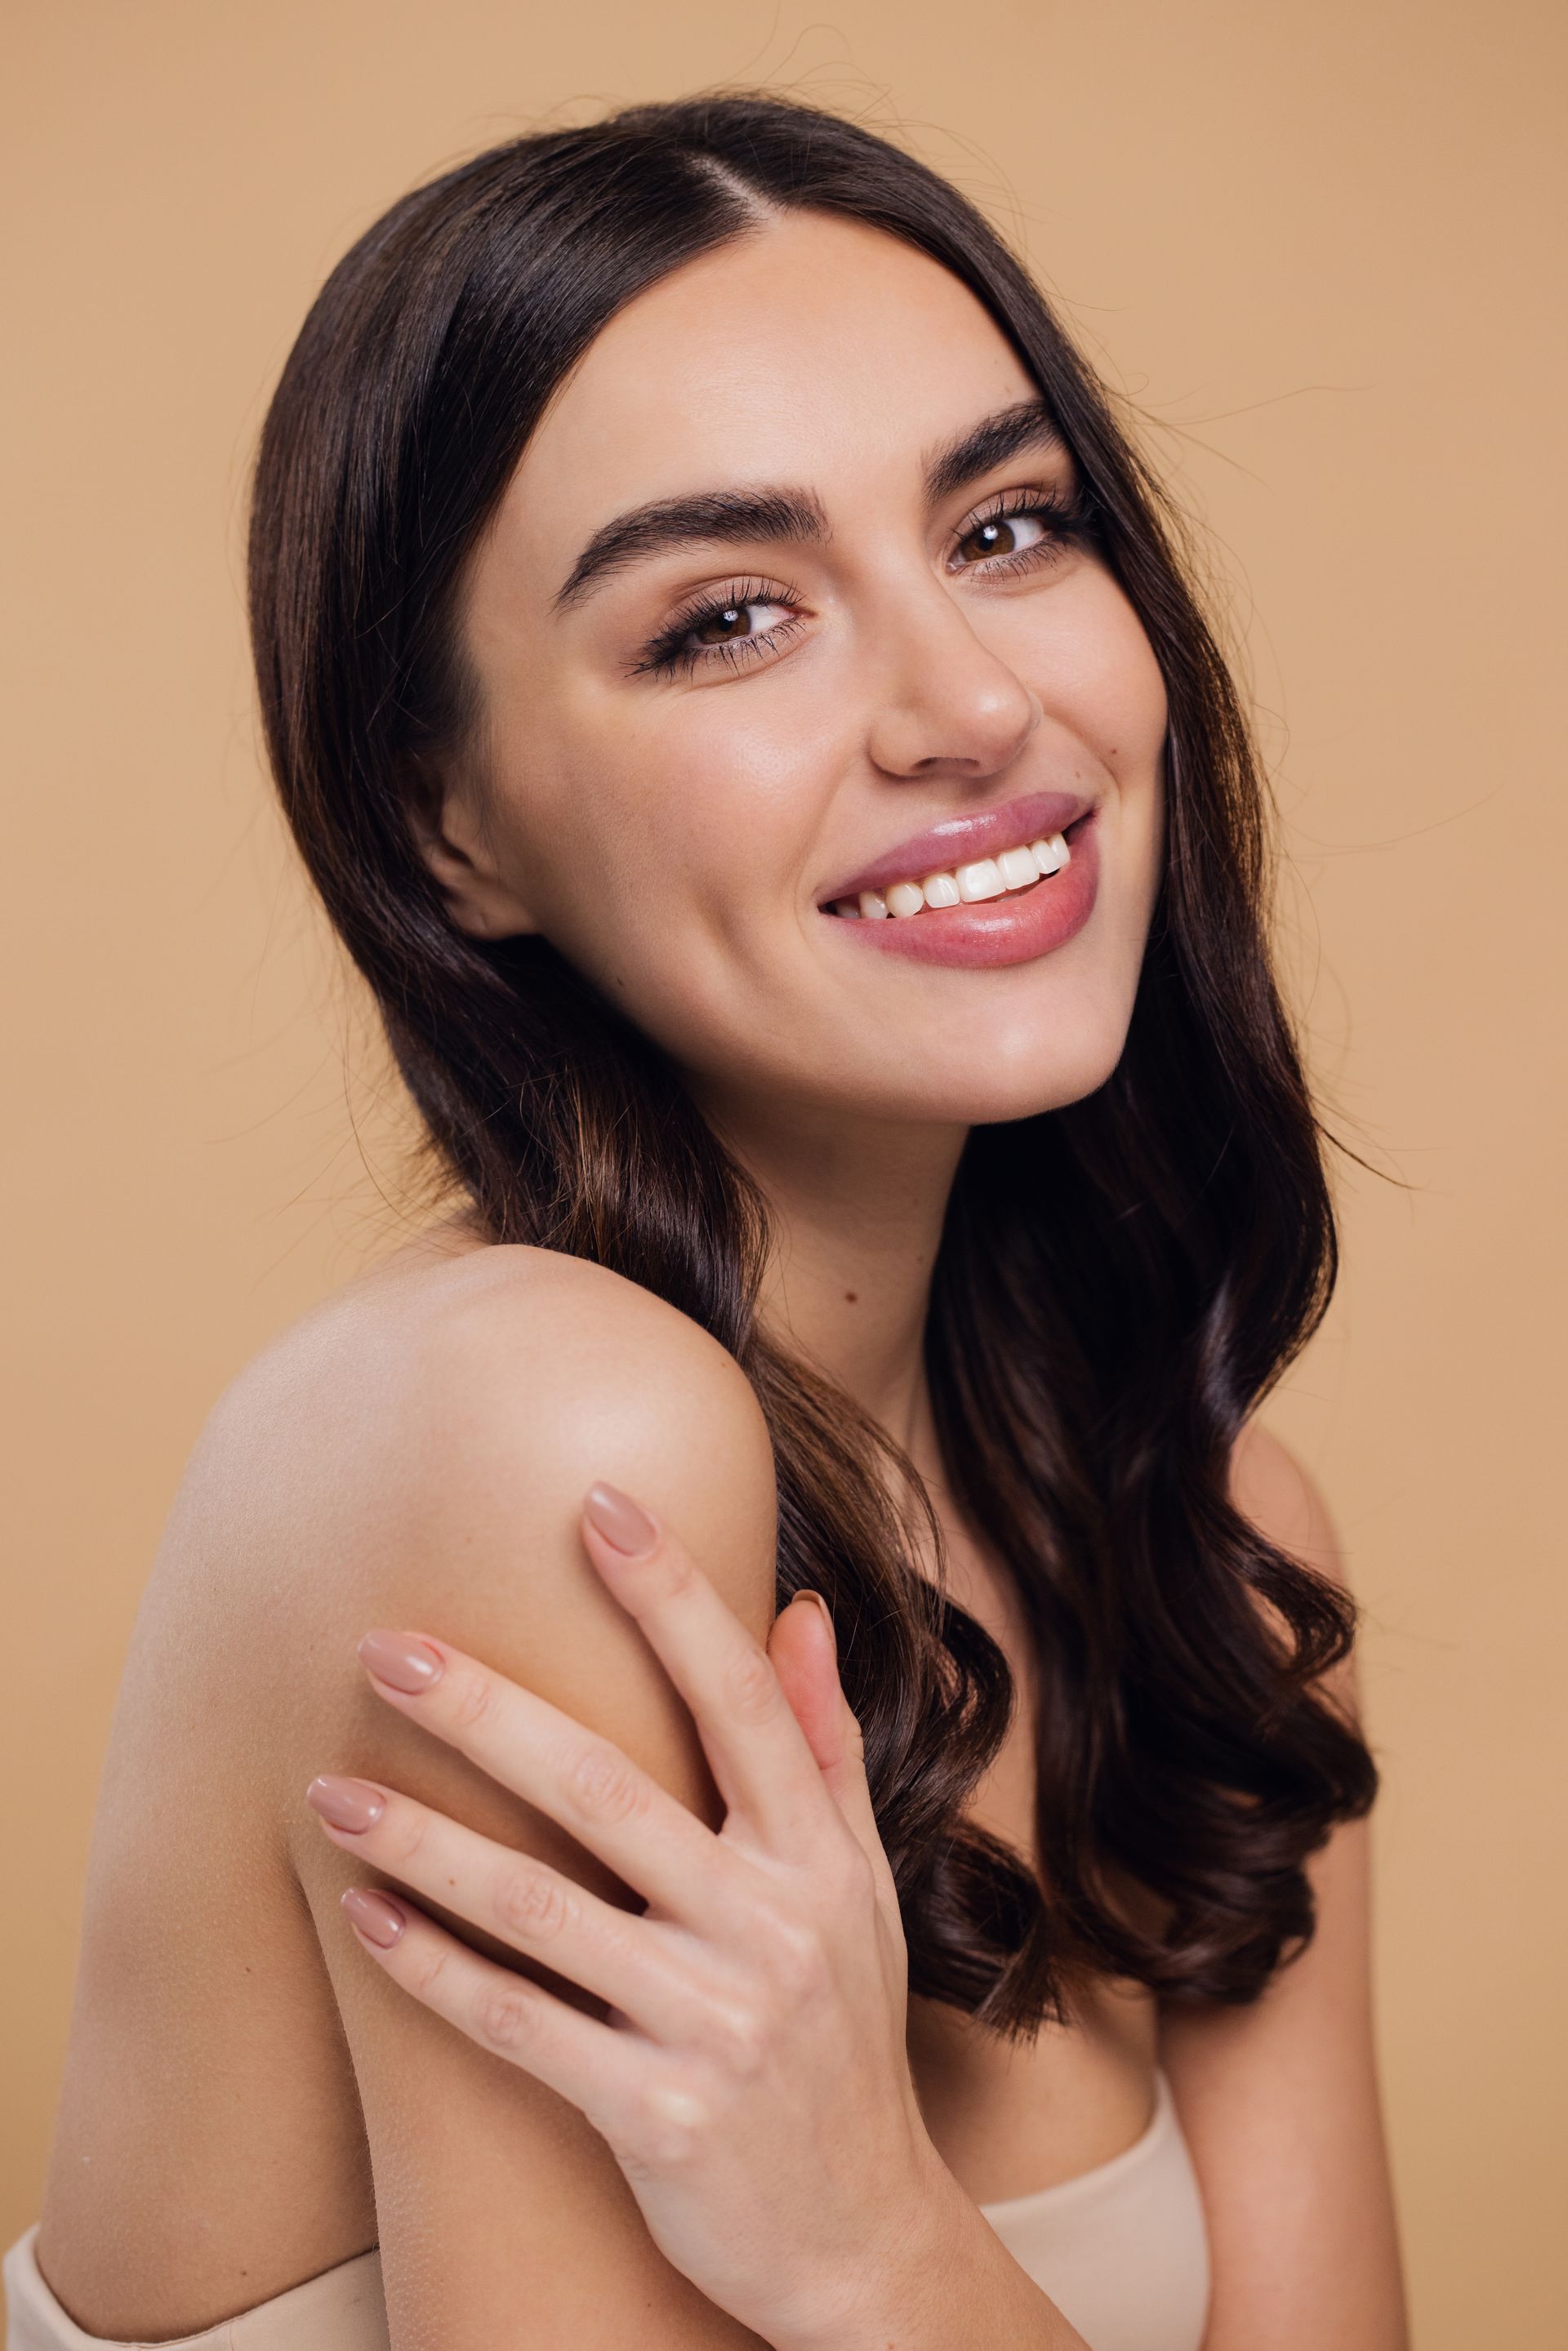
630 483 1094 681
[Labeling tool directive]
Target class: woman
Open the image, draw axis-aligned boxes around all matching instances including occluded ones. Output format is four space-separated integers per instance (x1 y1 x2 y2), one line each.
5 91 1407 2351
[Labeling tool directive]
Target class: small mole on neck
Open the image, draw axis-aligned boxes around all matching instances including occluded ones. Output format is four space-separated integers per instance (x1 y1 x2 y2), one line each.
844 1290 858 1303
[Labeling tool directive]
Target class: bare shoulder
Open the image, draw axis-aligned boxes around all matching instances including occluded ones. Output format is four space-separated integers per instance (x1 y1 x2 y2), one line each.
199 1236 773 1533
189 1238 773 1591
1228 1419 1346 1587
163 1239 778 1827
44 1245 778 2340
152 1244 781 2343
1228 1419 1361 1720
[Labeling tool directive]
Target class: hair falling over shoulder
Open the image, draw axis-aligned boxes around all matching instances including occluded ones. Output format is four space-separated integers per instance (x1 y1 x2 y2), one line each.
246 90 1378 2037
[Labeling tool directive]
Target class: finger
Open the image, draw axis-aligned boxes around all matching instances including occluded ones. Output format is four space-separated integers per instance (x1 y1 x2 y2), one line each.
766 1595 885 1871
354 1627 735 1926
764 1595 844 1774
306 1774 704 2042
579 1482 838 1853
338 1883 644 2136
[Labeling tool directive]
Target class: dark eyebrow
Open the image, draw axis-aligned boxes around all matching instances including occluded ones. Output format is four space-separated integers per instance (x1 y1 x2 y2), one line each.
550 399 1065 617
920 398 1065 504
552 488 831 614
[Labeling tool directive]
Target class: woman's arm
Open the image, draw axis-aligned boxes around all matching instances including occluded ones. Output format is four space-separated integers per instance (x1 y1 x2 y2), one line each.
1159 1425 1409 2351
267 1250 782 2348
314 1488 1093 2351
259 1249 1082 2349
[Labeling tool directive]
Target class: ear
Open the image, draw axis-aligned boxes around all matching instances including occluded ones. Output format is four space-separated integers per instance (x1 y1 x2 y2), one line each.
407 760 539 942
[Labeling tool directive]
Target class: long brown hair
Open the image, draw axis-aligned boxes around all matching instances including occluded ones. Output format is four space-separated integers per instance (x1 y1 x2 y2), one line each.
247 90 1376 2034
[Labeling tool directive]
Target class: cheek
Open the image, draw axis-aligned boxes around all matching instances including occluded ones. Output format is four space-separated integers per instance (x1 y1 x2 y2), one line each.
488 678 831 1016
576 651 868 906
1049 577 1168 923
1044 572 1170 786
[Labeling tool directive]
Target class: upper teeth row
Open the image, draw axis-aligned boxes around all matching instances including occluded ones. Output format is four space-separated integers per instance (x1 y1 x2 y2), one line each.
834 832 1071 920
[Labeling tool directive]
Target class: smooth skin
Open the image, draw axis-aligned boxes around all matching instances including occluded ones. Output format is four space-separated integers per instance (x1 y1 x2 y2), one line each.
305 1487 1069 2351
34 208 1407 2347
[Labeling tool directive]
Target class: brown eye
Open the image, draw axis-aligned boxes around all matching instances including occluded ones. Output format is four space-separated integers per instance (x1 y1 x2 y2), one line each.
693 603 757 645
956 510 1049 564
635 581 804 679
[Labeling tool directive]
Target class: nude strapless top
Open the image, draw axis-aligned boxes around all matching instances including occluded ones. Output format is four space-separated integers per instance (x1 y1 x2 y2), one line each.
4 2071 1209 2351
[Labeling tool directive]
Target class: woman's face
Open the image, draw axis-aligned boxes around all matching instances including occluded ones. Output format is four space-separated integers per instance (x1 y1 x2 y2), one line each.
436 211 1167 1134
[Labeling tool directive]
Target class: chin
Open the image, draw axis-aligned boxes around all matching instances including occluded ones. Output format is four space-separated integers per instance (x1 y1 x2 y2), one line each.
937 1000 1138 1125
816 1021 1132 1129
955 1054 1125 1127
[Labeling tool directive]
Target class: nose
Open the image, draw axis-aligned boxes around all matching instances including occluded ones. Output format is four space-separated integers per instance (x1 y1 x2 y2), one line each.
862 588 1042 781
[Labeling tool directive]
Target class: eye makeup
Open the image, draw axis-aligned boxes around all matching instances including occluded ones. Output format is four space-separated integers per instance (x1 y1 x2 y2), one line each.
626 475 1098 683
629 575 809 681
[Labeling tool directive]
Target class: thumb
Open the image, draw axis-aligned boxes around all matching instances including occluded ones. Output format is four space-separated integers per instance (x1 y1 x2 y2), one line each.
768 1592 880 1850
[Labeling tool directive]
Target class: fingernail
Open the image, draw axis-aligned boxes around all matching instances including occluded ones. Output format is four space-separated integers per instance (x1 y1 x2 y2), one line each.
306 1774 386 1833
794 1589 836 1657
583 1481 658 1557
358 1630 444 1693
341 1887 406 1947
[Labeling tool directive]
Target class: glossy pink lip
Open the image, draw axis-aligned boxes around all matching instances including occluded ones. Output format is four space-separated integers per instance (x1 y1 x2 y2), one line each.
827 811 1100 968
816 787 1094 908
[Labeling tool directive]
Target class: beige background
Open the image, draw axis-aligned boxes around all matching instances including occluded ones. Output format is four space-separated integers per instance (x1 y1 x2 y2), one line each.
3 2 1562 2342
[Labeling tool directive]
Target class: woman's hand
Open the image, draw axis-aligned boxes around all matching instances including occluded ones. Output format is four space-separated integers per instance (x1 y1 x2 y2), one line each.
304 1481 959 2351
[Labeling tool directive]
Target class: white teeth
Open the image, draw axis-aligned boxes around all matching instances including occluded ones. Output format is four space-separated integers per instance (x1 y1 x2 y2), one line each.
956 858 1005 902
832 826 1076 917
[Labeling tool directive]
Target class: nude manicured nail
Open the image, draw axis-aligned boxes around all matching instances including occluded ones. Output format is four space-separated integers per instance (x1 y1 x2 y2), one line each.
306 1774 385 1833
583 1481 658 1556
341 1887 406 1947
794 1589 836 1658
357 1629 444 1692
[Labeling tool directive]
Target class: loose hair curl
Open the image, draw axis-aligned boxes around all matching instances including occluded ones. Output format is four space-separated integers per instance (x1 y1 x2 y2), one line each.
247 89 1376 2035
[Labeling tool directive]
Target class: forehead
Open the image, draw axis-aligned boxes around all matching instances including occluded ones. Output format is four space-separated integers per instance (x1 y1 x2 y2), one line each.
505 212 1040 550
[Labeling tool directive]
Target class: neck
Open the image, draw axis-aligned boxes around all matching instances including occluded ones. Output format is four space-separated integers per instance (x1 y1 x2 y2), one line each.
694 1083 969 1467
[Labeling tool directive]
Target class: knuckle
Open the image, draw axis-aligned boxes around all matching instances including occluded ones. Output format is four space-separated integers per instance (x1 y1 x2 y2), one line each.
721 1641 781 1727
494 1864 572 1944
384 1803 431 1869
652 1543 699 1603
761 1912 830 1999
626 2077 709 2171
410 1941 449 2002
566 1741 649 1828
448 1666 497 1734
706 2000 769 2077
825 1837 876 1907
476 1985 536 2051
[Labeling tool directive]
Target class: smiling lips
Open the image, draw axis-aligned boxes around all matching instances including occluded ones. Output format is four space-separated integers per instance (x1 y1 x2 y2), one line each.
817 788 1100 970
831 827 1071 921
